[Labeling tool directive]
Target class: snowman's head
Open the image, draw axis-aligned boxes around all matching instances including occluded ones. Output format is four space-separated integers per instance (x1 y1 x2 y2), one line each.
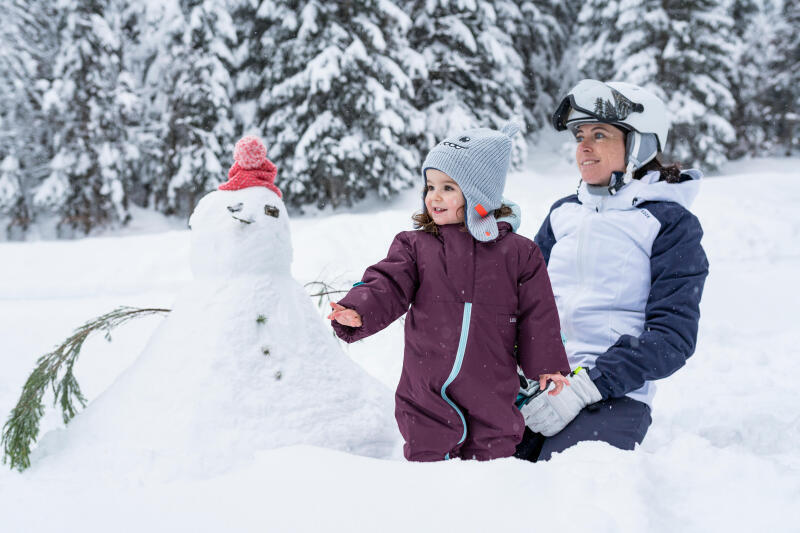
189 187 292 278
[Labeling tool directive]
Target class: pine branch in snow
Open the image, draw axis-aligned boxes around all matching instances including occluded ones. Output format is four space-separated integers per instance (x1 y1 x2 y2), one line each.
1 306 170 472
304 280 349 308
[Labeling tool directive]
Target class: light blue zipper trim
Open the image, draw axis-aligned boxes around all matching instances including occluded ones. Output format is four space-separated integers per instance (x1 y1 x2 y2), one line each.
440 302 471 454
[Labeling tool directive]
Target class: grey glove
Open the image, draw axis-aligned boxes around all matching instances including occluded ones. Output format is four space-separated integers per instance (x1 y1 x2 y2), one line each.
519 368 603 437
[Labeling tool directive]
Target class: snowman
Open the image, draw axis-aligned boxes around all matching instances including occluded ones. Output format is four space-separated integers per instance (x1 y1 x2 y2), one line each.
31 137 398 479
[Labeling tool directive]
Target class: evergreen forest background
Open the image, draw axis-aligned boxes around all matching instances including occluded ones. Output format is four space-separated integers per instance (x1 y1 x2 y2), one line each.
0 0 796 238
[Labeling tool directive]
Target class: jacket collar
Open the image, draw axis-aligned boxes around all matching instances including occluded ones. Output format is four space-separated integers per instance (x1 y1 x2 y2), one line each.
436 221 513 241
577 169 702 211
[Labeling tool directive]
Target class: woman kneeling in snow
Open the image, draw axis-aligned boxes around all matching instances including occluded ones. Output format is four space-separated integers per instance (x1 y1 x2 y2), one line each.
515 80 709 461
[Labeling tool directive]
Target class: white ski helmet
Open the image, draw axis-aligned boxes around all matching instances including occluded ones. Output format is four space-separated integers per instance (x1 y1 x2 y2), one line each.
553 79 670 183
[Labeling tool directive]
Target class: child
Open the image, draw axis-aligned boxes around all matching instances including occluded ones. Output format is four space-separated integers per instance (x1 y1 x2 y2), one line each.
328 122 570 462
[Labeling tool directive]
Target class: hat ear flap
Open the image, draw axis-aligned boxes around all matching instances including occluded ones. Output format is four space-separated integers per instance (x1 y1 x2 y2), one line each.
625 132 660 170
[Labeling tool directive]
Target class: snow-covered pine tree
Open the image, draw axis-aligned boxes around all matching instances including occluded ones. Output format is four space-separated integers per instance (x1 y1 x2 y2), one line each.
112 1 181 213
607 0 668 88
229 0 273 133
769 0 799 155
406 0 526 159
728 0 777 157
503 0 576 131
0 156 28 238
110 2 158 211
656 0 737 168
579 0 738 169
0 16 26 235
36 0 139 235
0 0 60 237
575 0 620 84
255 1 425 209
146 0 236 218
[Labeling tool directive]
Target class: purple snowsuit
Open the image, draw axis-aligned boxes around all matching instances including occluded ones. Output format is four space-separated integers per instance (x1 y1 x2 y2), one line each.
332 223 570 461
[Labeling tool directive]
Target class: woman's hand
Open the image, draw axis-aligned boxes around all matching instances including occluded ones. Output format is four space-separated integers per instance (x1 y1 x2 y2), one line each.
327 302 363 327
521 369 603 436
539 373 570 396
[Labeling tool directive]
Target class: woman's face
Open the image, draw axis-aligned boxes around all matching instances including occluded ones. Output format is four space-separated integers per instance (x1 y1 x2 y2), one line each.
574 123 626 186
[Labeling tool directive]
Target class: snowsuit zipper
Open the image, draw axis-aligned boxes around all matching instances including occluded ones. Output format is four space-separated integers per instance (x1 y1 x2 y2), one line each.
441 302 471 459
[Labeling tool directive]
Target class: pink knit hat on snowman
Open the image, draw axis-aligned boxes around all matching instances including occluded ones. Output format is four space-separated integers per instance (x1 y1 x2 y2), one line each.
219 136 282 198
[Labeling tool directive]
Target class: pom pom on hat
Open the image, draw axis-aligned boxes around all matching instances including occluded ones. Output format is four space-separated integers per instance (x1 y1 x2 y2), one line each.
219 136 282 197
234 135 268 169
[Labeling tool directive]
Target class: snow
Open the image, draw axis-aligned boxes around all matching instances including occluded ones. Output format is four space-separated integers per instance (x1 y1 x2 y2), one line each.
307 46 342 95
90 13 120 51
1 147 799 531
379 0 412 34
31 170 69 210
443 15 478 54
354 15 387 51
0 157 20 208
298 2 320 40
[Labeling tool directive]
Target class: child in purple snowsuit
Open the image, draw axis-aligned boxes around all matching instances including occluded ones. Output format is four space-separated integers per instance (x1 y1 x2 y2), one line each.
329 122 571 462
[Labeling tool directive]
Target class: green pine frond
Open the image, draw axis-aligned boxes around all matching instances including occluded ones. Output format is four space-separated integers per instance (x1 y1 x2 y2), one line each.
1 306 169 471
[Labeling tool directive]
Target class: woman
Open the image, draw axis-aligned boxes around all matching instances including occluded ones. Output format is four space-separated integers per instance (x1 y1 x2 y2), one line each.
515 80 709 461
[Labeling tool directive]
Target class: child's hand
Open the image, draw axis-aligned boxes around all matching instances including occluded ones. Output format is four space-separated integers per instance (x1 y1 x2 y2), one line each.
327 302 363 327
538 373 570 396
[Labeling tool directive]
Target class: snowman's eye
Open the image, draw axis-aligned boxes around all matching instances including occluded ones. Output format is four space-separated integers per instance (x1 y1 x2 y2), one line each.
264 205 280 218
227 203 243 213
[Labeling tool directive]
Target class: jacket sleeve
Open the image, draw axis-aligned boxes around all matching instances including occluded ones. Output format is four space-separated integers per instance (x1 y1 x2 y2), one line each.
533 195 578 266
590 208 709 398
533 215 556 266
516 243 571 378
331 232 419 343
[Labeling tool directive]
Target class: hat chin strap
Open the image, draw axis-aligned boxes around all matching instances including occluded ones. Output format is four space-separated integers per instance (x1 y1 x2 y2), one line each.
607 130 638 194
607 164 634 195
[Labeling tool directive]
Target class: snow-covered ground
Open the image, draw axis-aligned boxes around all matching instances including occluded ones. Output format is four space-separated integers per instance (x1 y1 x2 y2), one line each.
1 145 799 532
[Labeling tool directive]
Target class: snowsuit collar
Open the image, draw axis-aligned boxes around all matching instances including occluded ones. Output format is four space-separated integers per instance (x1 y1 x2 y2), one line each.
435 221 513 241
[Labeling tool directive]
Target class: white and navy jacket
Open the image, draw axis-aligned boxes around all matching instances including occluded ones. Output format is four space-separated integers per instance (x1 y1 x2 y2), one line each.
534 170 709 407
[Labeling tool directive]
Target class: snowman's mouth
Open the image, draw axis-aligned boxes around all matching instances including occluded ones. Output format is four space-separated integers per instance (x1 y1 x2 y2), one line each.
231 215 253 224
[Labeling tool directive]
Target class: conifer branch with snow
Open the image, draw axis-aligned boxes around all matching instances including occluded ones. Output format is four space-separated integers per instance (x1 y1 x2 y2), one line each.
1 306 170 471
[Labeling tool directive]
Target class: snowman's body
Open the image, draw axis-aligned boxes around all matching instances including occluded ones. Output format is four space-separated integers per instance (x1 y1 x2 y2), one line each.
32 187 398 479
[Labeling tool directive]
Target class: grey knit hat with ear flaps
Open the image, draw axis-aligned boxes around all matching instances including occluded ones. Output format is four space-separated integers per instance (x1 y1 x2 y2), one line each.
422 121 520 242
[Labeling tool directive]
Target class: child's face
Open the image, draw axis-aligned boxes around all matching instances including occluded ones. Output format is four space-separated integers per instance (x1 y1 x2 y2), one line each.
424 169 465 225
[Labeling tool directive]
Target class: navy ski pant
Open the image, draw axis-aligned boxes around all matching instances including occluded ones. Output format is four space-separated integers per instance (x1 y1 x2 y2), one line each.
514 396 652 462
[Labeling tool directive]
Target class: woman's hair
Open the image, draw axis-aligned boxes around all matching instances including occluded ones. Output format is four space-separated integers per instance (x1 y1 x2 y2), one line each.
632 156 683 183
412 199 513 236
615 128 682 183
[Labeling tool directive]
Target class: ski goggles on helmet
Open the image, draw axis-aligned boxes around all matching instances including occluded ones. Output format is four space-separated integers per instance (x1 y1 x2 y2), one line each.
552 79 645 132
